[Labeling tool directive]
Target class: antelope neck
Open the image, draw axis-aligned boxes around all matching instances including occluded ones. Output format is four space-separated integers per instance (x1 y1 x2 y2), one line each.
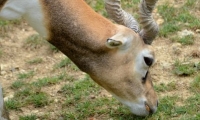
41 0 116 73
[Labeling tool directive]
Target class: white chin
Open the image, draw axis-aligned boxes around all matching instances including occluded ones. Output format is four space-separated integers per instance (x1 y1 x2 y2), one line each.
125 100 149 116
113 95 149 116
129 106 149 116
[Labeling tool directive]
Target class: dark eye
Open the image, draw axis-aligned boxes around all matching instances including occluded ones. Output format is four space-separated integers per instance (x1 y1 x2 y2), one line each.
142 71 148 84
144 57 154 67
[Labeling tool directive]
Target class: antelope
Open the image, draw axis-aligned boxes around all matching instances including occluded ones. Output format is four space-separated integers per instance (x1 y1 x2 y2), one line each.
0 0 159 118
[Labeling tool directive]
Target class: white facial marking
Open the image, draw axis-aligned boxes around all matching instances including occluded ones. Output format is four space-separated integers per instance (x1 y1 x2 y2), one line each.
113 95 150 116
0 0 48 39
135 49 154 77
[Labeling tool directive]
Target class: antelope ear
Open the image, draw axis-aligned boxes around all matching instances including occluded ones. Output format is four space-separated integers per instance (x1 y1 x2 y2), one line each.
106 38 123 48
106 32 131 49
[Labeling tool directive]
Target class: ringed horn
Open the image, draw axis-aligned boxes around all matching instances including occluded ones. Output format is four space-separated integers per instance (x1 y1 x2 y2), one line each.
105 0 159 44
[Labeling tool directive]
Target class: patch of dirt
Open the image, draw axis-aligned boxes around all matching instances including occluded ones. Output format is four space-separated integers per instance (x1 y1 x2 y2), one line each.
0 0 200 119
0 22 85 119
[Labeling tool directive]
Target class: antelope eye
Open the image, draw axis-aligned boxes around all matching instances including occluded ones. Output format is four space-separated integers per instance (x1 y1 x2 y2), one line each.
144 57 154 67
142 71 148 84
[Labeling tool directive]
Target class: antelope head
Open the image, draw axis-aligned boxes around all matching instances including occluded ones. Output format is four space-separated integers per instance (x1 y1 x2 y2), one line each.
103 0 159 116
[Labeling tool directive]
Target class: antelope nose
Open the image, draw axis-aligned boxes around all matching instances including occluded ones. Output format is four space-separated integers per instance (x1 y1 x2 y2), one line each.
145 102 157 114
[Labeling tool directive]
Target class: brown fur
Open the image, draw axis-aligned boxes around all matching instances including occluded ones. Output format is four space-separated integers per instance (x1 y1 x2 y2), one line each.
40 0 116 73
0 0 158 116
39 0 157 107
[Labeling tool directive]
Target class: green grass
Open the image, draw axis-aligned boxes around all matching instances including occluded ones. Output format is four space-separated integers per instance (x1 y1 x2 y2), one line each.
155 81 177 92
60 75 141 120
11 80 26 90
19 115 37 120
159 23 181 37
24 33 60 53
175 93 200 120
4 46 200 118
190 75 200 93
55 57 79 71
17 71 34 80
85 0 107 16
57 74 200 120
30 92 49 107
6 87 49 109
171 35 195 45
5 73 73 112
27 58 43 64
0 20 10 27
5 99 21 110
173 60 197 76
158 0 200 37
31 74 66 87
2 0 200 119
85 0 140 19
0 49 3 58
185 0 197 7
177 74 200 119
23 34 46 49
48 44 60 53
0 20 11 36
0 19 22 37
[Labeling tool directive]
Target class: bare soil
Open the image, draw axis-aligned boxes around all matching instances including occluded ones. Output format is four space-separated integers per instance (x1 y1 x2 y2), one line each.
0 0 200 119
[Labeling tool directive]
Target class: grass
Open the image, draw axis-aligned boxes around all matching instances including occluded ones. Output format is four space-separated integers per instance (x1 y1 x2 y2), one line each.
0 19 22 37
0 49 3 58
175 94 200 120
153 77 200 119
0 20 11 37
5 87 49 109
5 73 73 113
158 0 200 37
171 35 195 45
48 44 60 53
11 80 26 90
23 34 46 49
10 73 196 120
173 60 199 76
24 34 59 52
190 75 200 93
86 0 140 21
31 74 66 87
85 0 107 16
1 0 200 119
19 115 37 120
5 99 21 110
17 71 34 80
55 57 79 71
155 81 177 92
27 58 43 64
60 75 143 120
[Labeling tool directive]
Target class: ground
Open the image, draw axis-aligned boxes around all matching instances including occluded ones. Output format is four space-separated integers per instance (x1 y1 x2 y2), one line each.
0 0 200 120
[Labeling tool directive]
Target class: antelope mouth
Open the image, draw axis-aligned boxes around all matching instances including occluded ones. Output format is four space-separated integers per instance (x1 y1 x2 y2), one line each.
145 102 156 114
145 103 150 112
